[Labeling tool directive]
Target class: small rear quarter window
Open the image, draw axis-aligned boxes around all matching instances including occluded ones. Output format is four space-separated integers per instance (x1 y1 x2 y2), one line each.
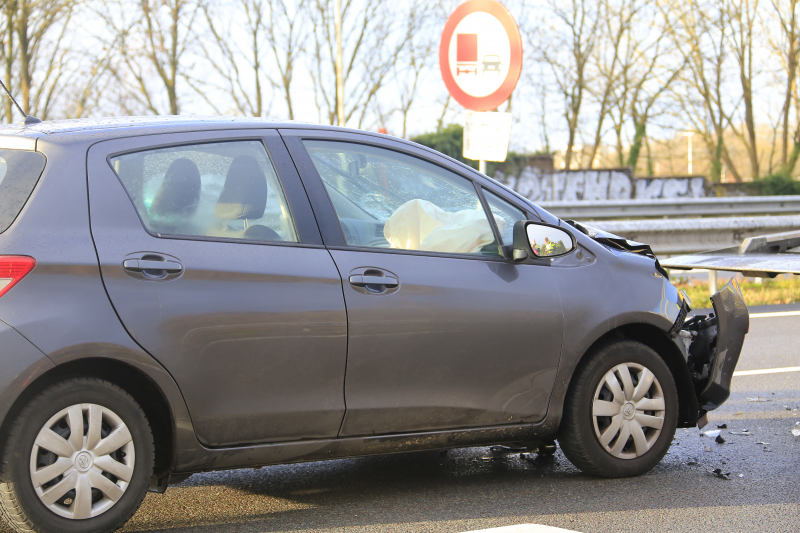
0 149 46 234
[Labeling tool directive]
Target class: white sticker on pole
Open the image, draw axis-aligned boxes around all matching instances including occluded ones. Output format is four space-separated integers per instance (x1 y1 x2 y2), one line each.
463 111 512 162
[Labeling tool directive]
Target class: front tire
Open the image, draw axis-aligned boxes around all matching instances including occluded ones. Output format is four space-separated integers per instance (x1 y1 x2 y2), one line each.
0 378 154 533
558 340 678 477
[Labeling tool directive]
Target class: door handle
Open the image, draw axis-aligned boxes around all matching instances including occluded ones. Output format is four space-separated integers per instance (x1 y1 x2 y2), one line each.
123 259 183 273
349 275 398 287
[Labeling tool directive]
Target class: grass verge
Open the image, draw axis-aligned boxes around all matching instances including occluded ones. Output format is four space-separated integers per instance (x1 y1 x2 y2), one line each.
674 276 800 308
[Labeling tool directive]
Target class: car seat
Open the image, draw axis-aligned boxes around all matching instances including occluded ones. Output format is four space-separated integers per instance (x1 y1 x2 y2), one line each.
215 155 281 241
149 158 201 232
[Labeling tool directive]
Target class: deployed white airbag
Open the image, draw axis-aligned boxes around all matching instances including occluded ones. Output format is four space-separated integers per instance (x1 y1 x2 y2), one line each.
383 199 503 253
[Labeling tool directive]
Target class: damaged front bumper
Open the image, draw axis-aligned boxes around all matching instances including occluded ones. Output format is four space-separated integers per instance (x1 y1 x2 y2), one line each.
681 280 750 415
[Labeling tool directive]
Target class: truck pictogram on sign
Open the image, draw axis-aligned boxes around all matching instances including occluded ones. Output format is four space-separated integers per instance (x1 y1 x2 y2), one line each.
456 33 478 75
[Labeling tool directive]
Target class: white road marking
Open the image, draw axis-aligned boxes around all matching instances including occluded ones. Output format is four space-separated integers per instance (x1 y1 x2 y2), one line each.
461 526 579 533
750 310 800 318
733 366 800 377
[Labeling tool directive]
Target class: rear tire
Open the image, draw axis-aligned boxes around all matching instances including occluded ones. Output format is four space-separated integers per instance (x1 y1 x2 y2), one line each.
0 378 154 533
558 340 678 477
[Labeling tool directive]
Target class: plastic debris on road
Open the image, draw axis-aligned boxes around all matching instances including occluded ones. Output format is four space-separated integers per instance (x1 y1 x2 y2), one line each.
704 429 721 438
709 468 731 480
715 435 726 444
792 428 800 437
747 396 770 402
717 424 728 429
730 430 753 436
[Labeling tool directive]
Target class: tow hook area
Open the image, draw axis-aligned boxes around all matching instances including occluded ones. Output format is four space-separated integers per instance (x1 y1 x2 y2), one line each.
678 280 749 415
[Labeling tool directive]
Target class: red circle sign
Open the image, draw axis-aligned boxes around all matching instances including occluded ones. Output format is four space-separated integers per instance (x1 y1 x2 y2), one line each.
439 0 523 111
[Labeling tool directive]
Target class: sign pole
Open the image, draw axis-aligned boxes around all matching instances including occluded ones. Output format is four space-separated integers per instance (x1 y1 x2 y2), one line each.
439 1 522 173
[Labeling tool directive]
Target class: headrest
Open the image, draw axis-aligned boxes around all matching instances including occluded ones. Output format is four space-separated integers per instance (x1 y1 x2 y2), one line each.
215 155 268 220
150 158 201 217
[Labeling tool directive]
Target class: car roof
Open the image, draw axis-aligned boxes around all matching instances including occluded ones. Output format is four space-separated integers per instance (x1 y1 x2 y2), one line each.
0 115 353 139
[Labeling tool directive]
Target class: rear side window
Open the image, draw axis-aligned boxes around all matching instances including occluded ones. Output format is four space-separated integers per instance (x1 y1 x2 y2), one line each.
0 149 46 234
109 140 298 243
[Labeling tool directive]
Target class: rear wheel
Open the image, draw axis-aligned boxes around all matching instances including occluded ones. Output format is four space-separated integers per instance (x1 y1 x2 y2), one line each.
559 340 678 477
0 378 154 533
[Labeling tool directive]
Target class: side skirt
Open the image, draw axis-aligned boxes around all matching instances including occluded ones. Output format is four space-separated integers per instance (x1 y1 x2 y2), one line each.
174 420 550 474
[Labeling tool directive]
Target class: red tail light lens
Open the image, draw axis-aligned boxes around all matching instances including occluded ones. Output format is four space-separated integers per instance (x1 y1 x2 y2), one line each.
0 256 36 299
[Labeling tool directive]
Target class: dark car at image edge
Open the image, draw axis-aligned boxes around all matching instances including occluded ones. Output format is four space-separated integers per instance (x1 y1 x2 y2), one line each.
0 117 748 533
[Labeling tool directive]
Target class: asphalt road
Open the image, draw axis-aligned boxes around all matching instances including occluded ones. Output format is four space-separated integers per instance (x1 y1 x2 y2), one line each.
5 309 800 533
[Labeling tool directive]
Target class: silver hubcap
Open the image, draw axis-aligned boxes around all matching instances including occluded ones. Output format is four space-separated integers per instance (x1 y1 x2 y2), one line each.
592 363 665 459
29 404 135 519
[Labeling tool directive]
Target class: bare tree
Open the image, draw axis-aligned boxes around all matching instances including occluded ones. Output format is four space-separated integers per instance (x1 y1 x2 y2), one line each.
99 0 200 115
621 8 686 171
726 0 761 178
535 0 601 169
585 0 639 169
0 0 77 121
764 0 800 173
389 2 437 138
307 0 413 128
663 0 742 181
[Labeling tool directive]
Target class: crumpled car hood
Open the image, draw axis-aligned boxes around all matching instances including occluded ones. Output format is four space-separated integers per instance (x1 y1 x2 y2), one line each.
566 220 670 278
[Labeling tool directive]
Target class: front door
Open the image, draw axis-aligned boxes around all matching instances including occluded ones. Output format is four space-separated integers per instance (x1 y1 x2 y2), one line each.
88 130 348 447
284 132 565 437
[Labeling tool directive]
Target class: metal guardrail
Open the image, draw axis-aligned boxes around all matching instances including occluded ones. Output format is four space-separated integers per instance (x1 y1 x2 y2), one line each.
589 215 800 255
539 195 800 220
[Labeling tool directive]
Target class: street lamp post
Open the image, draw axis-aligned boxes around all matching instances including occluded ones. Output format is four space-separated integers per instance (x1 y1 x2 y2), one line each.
683 132 694 175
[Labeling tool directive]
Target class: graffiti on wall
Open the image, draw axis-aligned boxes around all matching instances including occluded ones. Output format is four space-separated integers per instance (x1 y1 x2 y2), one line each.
496 168 707 202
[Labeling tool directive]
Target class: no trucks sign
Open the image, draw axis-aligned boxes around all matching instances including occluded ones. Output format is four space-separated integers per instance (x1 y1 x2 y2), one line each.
439 0 523 112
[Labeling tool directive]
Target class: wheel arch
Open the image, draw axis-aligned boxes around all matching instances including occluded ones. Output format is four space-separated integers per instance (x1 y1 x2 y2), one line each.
564 323 699 430
0 357 175 480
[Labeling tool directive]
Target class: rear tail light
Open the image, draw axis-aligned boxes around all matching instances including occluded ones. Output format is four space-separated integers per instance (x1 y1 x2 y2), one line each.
0 256 36 298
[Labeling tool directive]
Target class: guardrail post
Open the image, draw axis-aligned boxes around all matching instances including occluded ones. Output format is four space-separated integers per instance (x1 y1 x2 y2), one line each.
708 270 718 297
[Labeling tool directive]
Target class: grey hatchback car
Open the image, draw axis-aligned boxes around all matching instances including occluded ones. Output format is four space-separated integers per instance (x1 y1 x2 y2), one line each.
0 117 748 533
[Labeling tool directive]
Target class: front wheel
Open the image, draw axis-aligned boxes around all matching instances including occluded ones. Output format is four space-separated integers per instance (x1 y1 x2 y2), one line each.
558 340 678 477
0 378 154 533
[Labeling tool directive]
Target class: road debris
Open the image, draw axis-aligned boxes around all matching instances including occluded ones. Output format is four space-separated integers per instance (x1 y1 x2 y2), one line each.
715 435 726 444
792 428 800 437
704 429 721 438
747 396 770 402
730 430 753 436
717 424 728 429
687 460 698 465
709 468 731 480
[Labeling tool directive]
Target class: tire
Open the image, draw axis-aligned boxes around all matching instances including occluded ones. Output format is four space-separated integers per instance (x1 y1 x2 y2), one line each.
558 340 678 478
0 378 154 533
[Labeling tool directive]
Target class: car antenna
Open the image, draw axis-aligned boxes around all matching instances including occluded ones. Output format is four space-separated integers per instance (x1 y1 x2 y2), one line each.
0 79 41 125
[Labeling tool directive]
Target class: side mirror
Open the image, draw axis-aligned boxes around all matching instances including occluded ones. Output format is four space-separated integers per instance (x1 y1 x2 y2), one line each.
513 221 576 261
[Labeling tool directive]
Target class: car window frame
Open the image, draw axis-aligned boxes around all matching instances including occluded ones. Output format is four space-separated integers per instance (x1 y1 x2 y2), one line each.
280 128 533 262
96 128 324 248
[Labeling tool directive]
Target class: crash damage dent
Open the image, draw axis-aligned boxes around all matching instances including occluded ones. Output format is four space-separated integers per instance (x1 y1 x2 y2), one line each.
679 280 749 415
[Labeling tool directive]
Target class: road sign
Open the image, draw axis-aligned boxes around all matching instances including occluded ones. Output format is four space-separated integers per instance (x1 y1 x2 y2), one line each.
439 0 523 111
463 111 512 162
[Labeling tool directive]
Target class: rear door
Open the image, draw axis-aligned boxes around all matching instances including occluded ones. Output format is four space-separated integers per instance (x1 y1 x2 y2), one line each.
282 129 565 437
87 129 348 447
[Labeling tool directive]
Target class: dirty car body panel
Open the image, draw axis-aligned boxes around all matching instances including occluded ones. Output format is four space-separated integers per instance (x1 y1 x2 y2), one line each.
0 117 748 490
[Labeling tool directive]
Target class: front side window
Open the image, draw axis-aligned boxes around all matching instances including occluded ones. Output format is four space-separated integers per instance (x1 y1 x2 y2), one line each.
303 140 500 255
110 140 297 243
484 189 527 246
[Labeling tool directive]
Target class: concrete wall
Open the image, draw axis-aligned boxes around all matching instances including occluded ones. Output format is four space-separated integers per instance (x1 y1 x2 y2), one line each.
496 168 707 201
